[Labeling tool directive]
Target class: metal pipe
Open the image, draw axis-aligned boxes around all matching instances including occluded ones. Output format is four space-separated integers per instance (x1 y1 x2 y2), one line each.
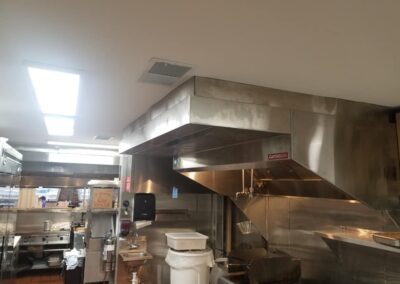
249 168 254 199
224 198 232 254
242 169 245 193
236 169 247 200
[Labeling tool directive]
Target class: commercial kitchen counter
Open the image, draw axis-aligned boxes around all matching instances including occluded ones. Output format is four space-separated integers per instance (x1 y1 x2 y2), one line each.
316 226 400 254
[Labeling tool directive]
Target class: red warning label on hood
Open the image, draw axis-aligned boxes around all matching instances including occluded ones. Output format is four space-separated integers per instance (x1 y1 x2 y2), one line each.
268 152 289 160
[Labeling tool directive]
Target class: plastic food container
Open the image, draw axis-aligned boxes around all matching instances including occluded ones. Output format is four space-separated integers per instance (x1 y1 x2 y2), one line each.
165 232 208 250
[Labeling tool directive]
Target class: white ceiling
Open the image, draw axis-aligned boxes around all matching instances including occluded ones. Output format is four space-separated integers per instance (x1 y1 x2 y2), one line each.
1 0 400 146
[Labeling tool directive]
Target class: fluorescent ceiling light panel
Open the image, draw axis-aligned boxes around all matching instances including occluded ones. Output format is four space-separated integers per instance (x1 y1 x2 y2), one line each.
17 146 118 156
44 116 74 136
16 147 58 153
28 66 80 116
47 141 119 150
48 153 115 165
59 148 118 157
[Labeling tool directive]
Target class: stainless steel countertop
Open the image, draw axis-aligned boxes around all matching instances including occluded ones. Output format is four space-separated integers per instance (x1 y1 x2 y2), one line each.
17 230 71 235
315 227 400 254
0 208 86 213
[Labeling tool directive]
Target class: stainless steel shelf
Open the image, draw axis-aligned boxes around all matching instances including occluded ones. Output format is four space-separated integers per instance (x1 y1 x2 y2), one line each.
90 208 118 214
17 230 70 235
0 208 18 212
11 208 87 213
316 227 400 254
31 260 63 270
19 248 69 253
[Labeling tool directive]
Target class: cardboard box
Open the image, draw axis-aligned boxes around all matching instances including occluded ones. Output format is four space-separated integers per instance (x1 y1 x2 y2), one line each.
91 188 113 208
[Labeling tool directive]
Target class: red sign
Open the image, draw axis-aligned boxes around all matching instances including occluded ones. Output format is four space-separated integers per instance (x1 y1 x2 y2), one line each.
268 152 289 160
124 177 131 193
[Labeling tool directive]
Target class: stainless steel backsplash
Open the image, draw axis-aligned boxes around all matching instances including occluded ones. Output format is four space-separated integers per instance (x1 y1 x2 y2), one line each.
137 193 218 284
234 196 400 284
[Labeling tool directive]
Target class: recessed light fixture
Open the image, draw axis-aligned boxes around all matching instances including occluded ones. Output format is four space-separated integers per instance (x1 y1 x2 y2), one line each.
16 146 118 165
47 141 119 150
58 148 118 156
27 67 80 116
48 153 115 165
28 65 80 137
44 116 74 136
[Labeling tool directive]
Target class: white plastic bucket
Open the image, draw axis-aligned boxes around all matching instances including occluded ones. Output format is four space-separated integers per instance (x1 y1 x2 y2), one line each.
165 249 214 284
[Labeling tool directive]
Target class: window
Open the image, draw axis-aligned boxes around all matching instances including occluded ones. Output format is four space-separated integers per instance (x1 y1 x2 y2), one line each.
77 188 90 202
35 187 60 202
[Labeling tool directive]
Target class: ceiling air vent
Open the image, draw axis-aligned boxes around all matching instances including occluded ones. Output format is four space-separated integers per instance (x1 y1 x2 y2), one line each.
140 58 192 86
94 135 114 141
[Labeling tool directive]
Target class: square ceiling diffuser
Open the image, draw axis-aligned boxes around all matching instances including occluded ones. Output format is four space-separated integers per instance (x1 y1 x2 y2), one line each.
140 58 192 86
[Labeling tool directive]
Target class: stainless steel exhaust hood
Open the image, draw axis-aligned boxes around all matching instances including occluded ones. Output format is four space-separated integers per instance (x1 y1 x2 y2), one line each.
121 77 400 210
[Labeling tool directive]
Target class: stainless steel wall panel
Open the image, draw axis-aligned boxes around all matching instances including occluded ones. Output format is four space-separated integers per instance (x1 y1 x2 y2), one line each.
266 196 290 252
264 180 350 199
385 252 400 284
139 197 199 284
337 243 386 284
232 195 399 283
84 249 106 283
287 198 364 283
211 194 225 255
288 198 394 233
181 170 242 197
332 102 400 210
195 193 213 242
190 95 291 134
287 197 398 283
137 193 215 284
291 111 335 183
194 77 338 115
232 196 267 240
230 203 267 251
133 155 212 194
128 155 218 284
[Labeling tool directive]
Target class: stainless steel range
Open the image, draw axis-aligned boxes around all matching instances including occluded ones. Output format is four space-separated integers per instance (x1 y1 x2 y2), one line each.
20 231 70 246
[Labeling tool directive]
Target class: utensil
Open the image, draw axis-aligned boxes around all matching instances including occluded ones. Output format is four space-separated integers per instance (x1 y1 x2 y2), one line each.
236 220 254 234
373 232 400 247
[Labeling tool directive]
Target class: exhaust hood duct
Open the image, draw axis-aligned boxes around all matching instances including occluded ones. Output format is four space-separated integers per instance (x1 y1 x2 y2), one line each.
121 77 400 211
